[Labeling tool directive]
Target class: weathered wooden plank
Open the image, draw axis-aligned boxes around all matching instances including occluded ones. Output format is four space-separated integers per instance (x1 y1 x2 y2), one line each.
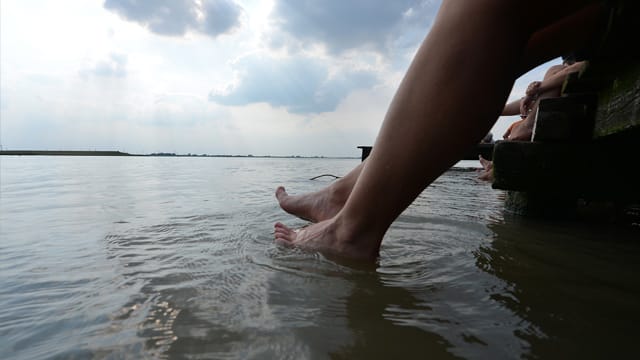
492 141 587 194
593 62 640 137
491 132 640 201
532 95 596 142
561 69 610 96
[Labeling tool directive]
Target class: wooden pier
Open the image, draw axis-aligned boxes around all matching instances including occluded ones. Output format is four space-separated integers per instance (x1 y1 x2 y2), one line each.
492 0 640 222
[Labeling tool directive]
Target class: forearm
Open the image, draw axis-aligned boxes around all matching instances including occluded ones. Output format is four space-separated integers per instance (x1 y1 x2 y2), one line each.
539 61 585 92
502 99 522 116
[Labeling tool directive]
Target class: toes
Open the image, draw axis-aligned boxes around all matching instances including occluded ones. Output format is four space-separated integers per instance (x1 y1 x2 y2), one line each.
274 227 289 236
274 222 296 243
274 222 288 230
275 186 288 199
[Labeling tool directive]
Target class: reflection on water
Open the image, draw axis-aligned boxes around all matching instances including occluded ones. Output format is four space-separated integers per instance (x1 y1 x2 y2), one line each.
479 218 640 358
1 156 639 359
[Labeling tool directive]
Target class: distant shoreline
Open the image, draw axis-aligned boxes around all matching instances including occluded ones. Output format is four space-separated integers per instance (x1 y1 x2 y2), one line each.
0 150 132 156
0 150 358 159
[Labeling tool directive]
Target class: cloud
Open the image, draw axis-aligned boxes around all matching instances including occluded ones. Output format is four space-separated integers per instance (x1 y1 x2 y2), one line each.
103 0 242 38
81 53 128 78
209 55 378 114
268 0 439 54
149 94 224 127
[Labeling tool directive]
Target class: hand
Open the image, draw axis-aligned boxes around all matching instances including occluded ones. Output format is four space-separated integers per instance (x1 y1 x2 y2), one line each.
519 95 534 116
526 81 542 96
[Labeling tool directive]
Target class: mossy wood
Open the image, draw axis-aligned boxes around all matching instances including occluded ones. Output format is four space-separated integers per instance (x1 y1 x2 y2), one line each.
593 62 640 137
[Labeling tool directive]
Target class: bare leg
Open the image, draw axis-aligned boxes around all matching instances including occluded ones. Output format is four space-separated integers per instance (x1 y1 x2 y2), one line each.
275 0 598 260
276 161 364 222
275 1 602 224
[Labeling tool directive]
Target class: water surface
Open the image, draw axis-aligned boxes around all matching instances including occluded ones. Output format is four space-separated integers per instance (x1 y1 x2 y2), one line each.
1 156 639 359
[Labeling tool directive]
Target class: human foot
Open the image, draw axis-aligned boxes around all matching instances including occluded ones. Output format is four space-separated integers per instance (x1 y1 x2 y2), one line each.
478 155 491 169
477 155 494 182
273 221 380 261
275 185 347 223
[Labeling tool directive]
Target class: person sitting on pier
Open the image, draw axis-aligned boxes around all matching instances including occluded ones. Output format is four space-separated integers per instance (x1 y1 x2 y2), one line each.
274 1 605 260
502 56 586 141
476 56 586 181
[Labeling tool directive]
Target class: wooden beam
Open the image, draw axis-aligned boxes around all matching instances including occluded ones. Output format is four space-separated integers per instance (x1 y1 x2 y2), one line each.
492 129 640 201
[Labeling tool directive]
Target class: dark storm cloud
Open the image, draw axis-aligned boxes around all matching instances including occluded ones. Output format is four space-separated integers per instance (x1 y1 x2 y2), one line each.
269 0 439 54
103 0 242 38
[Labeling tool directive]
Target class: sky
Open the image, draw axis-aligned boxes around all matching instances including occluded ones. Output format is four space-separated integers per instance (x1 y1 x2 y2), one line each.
0 0 561 157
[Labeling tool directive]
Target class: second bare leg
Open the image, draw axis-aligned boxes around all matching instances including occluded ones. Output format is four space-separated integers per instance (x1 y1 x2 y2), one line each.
276 161 364 222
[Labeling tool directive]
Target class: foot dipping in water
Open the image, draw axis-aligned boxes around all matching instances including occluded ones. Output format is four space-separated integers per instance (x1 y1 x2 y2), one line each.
274 0 605 261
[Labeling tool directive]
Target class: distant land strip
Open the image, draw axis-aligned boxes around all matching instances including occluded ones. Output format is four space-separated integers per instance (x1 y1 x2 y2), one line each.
0 150 357 159
0 150 132 156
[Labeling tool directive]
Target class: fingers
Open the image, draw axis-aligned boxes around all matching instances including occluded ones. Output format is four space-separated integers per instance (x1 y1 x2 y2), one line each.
526 81 541 96
520 95 533 115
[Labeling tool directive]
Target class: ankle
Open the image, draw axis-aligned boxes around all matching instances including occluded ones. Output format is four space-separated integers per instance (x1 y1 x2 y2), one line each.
332 213 383 258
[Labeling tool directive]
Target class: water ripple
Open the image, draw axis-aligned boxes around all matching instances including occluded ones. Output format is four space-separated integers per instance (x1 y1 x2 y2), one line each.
2 157 639 359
